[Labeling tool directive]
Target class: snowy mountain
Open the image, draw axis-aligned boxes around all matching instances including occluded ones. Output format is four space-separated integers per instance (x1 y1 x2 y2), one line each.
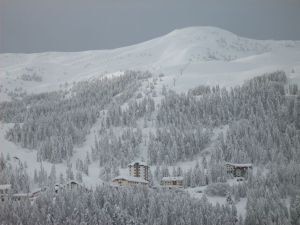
1 26 300 102
0 27 300 224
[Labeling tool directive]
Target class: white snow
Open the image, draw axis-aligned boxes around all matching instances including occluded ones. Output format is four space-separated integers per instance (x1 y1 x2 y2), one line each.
225 163 253 167
0 184 11 190
1 26 300 102
0 26 300 194
186 186 247 218
112 175 148 184
128 161 148 166
161 176 184 181
0 122 103 189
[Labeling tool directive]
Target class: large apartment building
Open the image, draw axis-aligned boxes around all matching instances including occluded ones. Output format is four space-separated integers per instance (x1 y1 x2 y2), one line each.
128 161 149 181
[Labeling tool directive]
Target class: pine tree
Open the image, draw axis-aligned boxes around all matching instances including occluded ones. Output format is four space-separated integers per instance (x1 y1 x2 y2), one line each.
59 173 65 184
226 192 234 205
290 195 300 225
76 171 83 183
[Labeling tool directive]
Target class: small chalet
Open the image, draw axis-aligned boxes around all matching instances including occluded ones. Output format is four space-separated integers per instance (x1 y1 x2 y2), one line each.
0 184 11 202
54 180 86 193
1 185 47 202
30 188 44 199
161 177 184 188
0 184 11 195
225 163 252 177
112 175 148 187
65 180 82 190
12 193 31 201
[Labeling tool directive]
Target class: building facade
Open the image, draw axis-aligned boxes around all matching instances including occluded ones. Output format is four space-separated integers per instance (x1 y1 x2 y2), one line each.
0 184 11 202
161 177 184 188
128 161 149 181
112 175 148 187
225 163 252 177
65 180 81 190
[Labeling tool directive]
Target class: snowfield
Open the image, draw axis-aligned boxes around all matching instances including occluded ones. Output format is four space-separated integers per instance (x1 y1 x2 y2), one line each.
1 26 300 102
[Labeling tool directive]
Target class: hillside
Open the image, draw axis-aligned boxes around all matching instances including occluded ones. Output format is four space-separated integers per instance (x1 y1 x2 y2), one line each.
1 26 300 102
0 27 300 225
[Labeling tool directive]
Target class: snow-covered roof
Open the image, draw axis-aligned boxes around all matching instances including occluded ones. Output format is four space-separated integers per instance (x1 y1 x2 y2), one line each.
65 180 80 185
128 161 148 167
112 175 148 184
0 184 11 190
225 163 252 168
161 176 184 182
13 193 30 197
31 188 43 194
64 180 85 188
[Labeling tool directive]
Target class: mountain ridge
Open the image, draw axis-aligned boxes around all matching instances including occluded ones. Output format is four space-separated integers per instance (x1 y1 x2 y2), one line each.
0 26 299 102
1 26 299 56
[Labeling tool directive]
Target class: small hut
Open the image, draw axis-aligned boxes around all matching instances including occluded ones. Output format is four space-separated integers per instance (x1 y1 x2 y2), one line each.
0 184 11 202
225 163 252 177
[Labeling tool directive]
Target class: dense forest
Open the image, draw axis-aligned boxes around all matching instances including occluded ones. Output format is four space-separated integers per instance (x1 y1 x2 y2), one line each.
0 71 150 162
0 184 240 225
1 71 300 225
152 71 300 165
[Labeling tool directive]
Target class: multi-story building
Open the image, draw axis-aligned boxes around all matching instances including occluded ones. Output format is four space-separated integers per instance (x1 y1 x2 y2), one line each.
128 161 149 181
111 161 149 187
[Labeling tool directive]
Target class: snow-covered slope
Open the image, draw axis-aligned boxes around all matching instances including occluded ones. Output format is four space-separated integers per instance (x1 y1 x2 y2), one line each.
1 27 299 221
1 26 300 101
1 26 300 187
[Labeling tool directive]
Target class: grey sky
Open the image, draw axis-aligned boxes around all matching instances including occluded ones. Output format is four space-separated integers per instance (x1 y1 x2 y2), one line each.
1 0 300 53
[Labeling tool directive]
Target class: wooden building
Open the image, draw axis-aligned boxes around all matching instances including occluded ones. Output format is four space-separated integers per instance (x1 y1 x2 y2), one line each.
54 180 86 193
1 185 47 202
225 163 252 177
0 184 11 195
12 193 31 201
161 177 184 188
64 180 86 191
0 184 11 202
112 175 148 187
128 161 149 181
65 180 82 190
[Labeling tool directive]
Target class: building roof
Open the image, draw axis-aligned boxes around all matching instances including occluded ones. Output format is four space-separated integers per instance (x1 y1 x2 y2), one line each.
65 180 80 185
31 188 45 194
161 176 184 182
128 161 148 167
12 193 30 197
225 163 252 168
64 180 86 188
0 184 11 190
112 175 148 184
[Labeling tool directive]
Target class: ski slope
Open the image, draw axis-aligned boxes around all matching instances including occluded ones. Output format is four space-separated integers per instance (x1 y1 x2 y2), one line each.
1 26 300 102
0 26 300 188
1 26 299 221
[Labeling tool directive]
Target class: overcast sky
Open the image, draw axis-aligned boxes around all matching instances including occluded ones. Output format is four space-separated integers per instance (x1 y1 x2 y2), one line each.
1 0 300 53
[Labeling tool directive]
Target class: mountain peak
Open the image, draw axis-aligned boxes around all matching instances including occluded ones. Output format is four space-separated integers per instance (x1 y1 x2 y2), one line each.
0 26 299 102
167 26 236 37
